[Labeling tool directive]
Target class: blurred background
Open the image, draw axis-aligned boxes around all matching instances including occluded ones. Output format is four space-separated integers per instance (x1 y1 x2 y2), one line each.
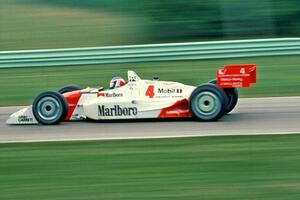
1 0 300 50
0 0 300 105
1 2 300 200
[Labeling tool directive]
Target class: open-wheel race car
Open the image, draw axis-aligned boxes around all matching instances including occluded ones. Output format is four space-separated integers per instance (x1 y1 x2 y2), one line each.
7 64 256 125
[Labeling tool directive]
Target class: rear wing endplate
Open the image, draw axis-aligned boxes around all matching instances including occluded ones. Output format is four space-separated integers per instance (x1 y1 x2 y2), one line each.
216 64 256 88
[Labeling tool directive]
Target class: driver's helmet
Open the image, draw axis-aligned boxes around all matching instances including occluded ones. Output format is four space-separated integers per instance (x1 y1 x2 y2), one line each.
109 77 125 89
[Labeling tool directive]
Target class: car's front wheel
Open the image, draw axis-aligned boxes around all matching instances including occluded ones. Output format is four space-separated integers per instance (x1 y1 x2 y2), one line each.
189 83 228 121
32 91 68 125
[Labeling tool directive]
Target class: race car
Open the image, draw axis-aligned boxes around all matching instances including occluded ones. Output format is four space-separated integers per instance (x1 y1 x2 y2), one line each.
6 64 256 125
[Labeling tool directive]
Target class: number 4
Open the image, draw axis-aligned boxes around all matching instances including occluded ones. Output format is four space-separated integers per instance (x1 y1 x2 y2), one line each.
145 85 155 98
240 68 246 74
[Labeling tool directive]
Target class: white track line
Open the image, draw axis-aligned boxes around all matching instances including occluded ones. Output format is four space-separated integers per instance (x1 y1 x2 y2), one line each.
0 131 299 144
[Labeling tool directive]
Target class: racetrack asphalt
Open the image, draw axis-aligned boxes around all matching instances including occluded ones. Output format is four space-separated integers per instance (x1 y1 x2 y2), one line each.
0 96 299 143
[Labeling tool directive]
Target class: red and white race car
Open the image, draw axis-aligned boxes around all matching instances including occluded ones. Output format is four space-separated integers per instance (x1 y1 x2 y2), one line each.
7 64 256 125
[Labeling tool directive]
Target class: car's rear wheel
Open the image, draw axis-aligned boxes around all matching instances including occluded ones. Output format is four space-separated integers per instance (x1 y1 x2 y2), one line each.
189 83 228 121
32 91 68 125
208 79 238 114
58 85 82 94
223 88 238 114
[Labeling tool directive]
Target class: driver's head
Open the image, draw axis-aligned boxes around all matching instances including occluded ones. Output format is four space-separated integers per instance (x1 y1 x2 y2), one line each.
109 77 125 89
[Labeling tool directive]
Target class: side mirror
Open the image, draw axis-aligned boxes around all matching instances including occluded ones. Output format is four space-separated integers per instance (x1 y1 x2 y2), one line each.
98 87 104 92
153 76 159 81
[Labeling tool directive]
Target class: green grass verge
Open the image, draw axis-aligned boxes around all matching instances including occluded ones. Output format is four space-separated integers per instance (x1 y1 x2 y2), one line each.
1 134 300 200
0 0 149 50
1 55 300 105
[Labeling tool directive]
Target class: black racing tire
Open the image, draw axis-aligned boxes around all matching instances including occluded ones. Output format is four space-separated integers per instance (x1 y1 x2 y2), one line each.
208 79 238 114
223 88 238 114
189 83 228 121
58 85 82 94
32 91 68 125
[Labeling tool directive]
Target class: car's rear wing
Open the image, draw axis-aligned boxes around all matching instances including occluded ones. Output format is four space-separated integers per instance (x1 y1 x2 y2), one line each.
216 64 256 88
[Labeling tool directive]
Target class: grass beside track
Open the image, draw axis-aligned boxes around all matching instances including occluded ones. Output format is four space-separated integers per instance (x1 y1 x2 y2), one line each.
0 0 148 50
1 55 300 105
1 134 300 200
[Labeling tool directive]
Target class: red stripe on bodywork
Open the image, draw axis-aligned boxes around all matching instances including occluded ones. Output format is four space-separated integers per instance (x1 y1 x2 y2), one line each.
63 91 82 121
158 99 192 118
97 92 104 97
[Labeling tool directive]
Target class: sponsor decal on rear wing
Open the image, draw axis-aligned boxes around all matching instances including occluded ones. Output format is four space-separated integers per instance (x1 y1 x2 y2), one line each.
216 64 256 88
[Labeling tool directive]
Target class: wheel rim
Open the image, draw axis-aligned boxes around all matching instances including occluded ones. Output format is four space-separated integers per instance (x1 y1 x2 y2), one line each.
37 96 61 121
193 91 222 118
